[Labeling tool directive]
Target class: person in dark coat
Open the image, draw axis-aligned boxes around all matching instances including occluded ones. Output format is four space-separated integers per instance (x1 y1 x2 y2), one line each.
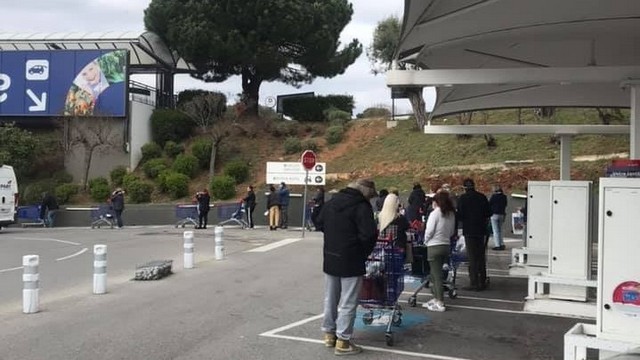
278 182 290 229
315 179 378 355
456 178 491 291
489 184 508 250
407 183 426 223
109 188 125 229
195 189 211 229
267 185 280 230
39 192 59 228
310 186 325 230
374 189 389 212
242 185 256 228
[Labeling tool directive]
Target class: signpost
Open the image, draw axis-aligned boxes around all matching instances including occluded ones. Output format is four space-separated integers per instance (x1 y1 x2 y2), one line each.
300 150 316 238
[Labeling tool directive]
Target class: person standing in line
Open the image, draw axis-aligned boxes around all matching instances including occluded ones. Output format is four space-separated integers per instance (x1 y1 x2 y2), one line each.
422 191 456 312
489 184 508 250
315 179 378 355
278 182 290 229
374 189 389 212
407 182 426 223
195 189 211 229
110 188 125 229
310 186 325 230
39 192 59 228
243 185 256 228
267 185 280 231
456 178 491 291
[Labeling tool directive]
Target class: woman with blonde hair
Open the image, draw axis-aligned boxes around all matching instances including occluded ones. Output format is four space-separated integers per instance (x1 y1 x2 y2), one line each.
423 191 456 312
378 193 411 261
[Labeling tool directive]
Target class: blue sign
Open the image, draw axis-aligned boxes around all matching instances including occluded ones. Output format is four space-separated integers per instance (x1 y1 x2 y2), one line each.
0 50 128 117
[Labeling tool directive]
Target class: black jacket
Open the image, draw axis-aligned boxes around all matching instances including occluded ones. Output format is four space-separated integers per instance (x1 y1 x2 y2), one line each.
316 188 377 277
110 191 125 211
40 194 59 218
457 189 491 237
267 192 280 209
243 190 256 210
196 192 210 213
489 191 507 215
407 188 426 222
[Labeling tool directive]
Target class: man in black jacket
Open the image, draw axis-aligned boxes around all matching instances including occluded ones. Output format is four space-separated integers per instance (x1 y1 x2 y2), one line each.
242 185 256 228
489 185 508 250
457 178 491 291
315 178 378 355
39 192 59 228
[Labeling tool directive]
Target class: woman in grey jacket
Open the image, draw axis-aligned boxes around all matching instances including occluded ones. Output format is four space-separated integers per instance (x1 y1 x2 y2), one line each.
423 191 456 312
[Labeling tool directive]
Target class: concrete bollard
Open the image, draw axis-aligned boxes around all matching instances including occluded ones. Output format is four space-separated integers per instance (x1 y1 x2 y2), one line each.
22 255 39 314
215 226 224 260
183 231 195 269
93 245 107 294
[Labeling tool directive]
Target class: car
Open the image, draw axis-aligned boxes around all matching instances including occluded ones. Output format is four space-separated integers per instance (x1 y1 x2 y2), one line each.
28 65 47 75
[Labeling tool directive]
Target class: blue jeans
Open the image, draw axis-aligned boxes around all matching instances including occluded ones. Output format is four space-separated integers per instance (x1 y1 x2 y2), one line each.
44 210 57 227
321 275 362 340
491 214 505 247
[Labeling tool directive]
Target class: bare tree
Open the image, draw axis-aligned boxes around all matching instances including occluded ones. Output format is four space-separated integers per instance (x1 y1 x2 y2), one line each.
479 111 497 148
181 93 229 180
65 116 122 189
596 108 625 125
455 112 474 139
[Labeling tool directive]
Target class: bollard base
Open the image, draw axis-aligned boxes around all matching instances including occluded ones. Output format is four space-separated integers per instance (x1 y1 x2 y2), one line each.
93 274 107 294
184 253 194 269
22 289 39 314
134 260 173 281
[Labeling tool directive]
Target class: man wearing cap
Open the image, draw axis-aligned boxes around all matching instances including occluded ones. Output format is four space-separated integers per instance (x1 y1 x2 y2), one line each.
315 179 378 355
456 178 491 291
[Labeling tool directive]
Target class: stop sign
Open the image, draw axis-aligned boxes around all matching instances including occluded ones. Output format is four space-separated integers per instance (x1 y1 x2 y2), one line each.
301 150 317 171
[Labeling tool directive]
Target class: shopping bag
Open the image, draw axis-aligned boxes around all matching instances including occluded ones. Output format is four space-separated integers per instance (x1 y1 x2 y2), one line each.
360 276 385 301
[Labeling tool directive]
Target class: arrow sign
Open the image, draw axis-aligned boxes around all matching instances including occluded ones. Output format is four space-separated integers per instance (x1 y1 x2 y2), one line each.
26 89 47 112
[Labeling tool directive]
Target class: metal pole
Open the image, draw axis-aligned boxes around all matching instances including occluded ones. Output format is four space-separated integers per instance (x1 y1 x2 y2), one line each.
22 255 39 314
301 170 309 238
183 231 194 269
93 244 107 294
214 226 224 260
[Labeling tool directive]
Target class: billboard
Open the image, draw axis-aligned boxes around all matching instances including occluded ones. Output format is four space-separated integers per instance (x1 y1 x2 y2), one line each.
0 50 128 117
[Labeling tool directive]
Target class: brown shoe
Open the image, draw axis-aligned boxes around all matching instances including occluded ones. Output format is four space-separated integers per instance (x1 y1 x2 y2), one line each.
323 332 337 347
334 339 362 356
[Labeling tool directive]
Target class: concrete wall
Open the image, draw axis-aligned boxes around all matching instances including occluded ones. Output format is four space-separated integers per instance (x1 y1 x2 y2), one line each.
129 101 154 171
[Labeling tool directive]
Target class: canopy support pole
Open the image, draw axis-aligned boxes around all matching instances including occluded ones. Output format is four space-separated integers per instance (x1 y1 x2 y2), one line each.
560 135 572 180
631 85 640 159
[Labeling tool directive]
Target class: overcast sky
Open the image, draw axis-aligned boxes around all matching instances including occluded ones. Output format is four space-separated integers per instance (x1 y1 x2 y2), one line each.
0 0 434 114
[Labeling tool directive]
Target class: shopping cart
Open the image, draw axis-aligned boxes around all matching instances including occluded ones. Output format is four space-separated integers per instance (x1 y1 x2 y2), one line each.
90 205 114 229
359 231 405 346
174 204 199 228
406 239 467 307
17 205 45 227
217 202 249 228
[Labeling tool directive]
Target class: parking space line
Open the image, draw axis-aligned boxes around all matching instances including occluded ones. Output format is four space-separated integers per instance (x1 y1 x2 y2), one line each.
13 237 81 246
260 314 323 336
0 266 23 273
55 247 89 261
400 291 523 304
246 238 303 253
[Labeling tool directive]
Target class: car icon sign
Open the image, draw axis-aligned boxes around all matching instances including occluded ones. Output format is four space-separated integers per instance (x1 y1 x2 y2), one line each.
28 65 47 75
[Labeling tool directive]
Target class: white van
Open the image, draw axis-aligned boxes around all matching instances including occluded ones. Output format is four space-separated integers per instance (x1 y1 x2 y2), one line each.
0 165 19 229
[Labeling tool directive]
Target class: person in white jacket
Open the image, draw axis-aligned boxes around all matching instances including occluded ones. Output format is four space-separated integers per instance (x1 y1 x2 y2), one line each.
423 191 456 312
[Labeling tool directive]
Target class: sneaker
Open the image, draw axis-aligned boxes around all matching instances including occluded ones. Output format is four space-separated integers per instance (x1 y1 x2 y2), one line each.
334 339 362 356
323 332 337 348
426 300 446 312
421 298 436 309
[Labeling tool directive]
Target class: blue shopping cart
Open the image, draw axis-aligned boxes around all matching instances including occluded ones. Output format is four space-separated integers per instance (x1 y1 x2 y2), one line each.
91 205 114 229
17 205 45 227
175 204 199 228
217 202 249 228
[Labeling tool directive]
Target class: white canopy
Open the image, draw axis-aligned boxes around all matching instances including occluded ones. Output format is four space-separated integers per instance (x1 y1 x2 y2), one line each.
394 0 640 117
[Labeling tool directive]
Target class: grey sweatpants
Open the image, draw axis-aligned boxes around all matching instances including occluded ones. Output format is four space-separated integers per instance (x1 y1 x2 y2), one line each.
321 274 363 340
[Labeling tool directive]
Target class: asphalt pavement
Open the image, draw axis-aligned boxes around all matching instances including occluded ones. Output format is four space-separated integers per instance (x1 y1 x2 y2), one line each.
0 226 588 360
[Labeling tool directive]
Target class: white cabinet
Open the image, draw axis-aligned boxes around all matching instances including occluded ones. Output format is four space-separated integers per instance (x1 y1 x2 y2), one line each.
527 181 551 266
597 178 640 342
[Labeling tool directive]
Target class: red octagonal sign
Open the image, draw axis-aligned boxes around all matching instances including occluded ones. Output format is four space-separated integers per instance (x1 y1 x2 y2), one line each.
301 150 317 171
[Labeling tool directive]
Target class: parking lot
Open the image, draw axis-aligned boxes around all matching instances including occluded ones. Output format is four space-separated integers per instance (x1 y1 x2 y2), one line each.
0 226 589 359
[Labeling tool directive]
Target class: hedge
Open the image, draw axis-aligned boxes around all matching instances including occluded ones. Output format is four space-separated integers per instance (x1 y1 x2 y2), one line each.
172 154 199 178
191 139 212 169
142 158 168 179
127 180 153 203
282 95 354 122
110 166 127 187
140 142 163 164
150 109 195 146
224 160 250 184
210 175 236 200
163 172 190 199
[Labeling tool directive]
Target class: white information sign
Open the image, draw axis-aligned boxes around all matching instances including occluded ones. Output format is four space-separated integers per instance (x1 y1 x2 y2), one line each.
266 162 326 185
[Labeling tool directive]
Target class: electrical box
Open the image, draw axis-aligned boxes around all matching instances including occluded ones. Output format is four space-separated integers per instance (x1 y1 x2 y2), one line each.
527 181 551 267
548 180 592 301
597 178 640 342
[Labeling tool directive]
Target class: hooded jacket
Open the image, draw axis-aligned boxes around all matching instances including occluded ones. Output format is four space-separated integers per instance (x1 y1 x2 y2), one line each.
316 187 377 277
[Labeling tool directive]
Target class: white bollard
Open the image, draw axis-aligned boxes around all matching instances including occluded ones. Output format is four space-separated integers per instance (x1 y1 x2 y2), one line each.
183 231 195 269
22 255 39 314
93 245 107 294
215 226 225 260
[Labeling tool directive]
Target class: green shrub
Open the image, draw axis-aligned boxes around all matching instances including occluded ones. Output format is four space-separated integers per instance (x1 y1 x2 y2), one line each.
21 180 56 204
55 183 79 204
122 173 140 191
163 141 184 158
191 139 212 169
224 160 250 184
142 158 168 179
301 139 320 153
271 121 298 137
282 95 354 122
176 90 227 115
210 175 236 200
127 180 153 204
150 109 195 146
283 136 302 155
325 108 351 123
362 107 391 118
140 142 163 164
52 171 73 185
156 170 173 193
163 172 190 199
172 154 199 178
325 125 345 145
90 182 111 203
110 166 127 187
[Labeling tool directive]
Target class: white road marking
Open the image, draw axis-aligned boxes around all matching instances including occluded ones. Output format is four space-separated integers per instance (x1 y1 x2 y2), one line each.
13 237 81 246
246 238 303 253
260 314 473 360
55 247 89 261
0 266 24 273
504 239 522 243
401 291 524 304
